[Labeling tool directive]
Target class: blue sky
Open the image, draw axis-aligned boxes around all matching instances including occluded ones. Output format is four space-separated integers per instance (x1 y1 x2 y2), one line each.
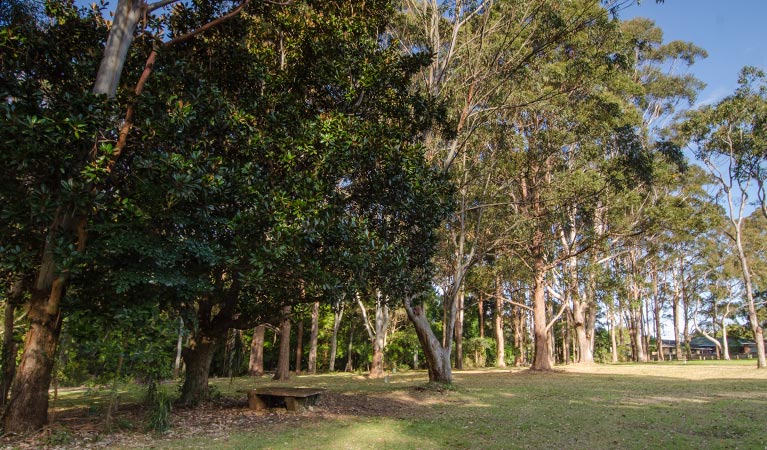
622 0 767 109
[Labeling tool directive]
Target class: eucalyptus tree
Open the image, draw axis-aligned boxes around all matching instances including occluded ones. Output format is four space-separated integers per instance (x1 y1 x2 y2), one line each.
393 0 636 382
675 67 767 368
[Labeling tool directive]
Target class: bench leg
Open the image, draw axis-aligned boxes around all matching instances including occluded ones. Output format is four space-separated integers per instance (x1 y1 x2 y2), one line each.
247 392 268 411
285 397 306 412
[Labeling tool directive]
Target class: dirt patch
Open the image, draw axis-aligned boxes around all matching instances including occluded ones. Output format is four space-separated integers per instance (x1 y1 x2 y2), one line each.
0 390 437 449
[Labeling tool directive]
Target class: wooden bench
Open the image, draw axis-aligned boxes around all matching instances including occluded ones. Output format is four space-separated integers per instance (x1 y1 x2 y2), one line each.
241 387 325 412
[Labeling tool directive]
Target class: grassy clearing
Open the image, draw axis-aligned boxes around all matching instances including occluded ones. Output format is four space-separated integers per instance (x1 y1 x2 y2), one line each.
19 361 767 449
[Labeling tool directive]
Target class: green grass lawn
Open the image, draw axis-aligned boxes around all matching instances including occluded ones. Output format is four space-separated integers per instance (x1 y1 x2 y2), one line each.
22 361 767 449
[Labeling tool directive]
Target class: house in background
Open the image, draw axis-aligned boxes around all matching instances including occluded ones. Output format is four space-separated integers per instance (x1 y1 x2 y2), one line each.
653 336 766 360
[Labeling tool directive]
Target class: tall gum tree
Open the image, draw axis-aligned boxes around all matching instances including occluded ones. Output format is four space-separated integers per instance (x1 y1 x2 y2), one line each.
675 68 767 368
394 0 633 382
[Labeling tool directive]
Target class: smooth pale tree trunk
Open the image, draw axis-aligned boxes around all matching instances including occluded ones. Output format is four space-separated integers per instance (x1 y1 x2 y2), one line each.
295 319 303 375
531 266 553 371
93 0 144 97
173 317 184 378
404 296 452 383
328 304 344 371
513 301 525 366
572 302 594 364
308 302 319 374
344 323 355 372
629 306 646 363
248 325 266 376
494 276 506 368
721 322 731 360
561 314 570 364
178 333 219 406
609 313 619 363
357 293 390 379
273 306 292 381
653 270 664 361
673 293 684 361
454 288 464 370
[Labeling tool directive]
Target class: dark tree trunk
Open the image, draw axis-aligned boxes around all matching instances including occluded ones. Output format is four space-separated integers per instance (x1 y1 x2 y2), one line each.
454 288 464 370
248 325 266 376
404 297 451 383
3 289 64 432
295 319 303 375
308 302 319 374
478 294 485 339
178 333 219 406
273 306 292 381
1 300 18 407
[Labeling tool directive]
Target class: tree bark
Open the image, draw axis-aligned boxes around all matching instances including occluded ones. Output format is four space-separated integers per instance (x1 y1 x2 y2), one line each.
308 301 319 374
295 319 303 375
273 306 292 381
531 266 552 371
494 275 506 368
358 293 389 379
1 299 18 407
329 304 344 371
404 296 451 383
610 313 618 363
173 317 184 378
344 323 355 372
478 293 485 339
93 0 144 97
572 301 594 364
177 332 218 406
248 325 266 376
3 287 64 432
454 288 464 370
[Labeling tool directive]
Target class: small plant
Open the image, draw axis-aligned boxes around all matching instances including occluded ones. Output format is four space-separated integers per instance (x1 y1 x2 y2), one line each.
46 427 74 445
145 385 173 433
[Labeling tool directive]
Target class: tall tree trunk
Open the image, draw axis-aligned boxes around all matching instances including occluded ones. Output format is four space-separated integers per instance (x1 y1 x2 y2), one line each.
344 323 355 372
531 266 552 371
273 306 292 381
404 296 451 383
673 293 684 361
454 288 464 370
1 299 18 406
721 320 731 360
512 304 523 366
609 313 618 363
495 275 506 368
329 304 344 371
178 332 219 406
572 302 594 364
248 325 266 376
653 269 664 362
173 317 184 378
308 302 319 374
295 319 303 375
3 288 64 432
478 293 485 339
358 293 390 379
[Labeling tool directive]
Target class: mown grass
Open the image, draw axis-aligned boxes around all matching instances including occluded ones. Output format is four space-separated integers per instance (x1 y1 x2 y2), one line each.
46 361 767 449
